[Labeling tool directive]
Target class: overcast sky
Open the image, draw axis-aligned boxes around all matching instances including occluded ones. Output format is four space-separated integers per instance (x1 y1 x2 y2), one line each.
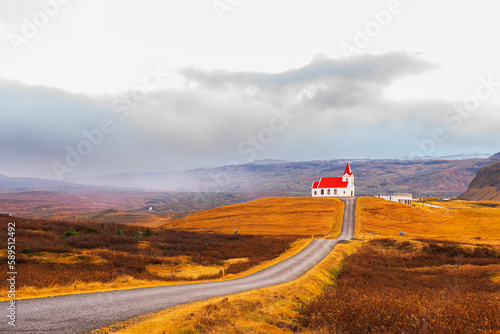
1 0 500 180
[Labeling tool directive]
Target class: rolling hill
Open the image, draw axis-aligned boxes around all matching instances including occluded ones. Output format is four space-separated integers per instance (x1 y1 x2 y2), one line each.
355 197 500 240
2 152 500 218
0 174 86 192
163 197 344 236
460 160 500 201
89 153 500 198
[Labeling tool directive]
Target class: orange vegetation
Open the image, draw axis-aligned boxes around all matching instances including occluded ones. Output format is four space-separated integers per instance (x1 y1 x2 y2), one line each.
0 215 299 300
90 240 361 334
163 197 344 237
355 197 500 241
59 210 178 228
299 239 500 333
0 190 157 215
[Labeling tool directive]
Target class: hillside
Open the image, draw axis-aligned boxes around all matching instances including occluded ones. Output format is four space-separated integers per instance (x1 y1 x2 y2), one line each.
0 174 87 192
355 197 500 240
89 153 500 198
0 214 300 300
460 161 500 201
163 197 344 236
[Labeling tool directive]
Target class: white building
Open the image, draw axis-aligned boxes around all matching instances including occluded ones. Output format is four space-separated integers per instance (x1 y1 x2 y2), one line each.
311 163 355 197
377 193 413 205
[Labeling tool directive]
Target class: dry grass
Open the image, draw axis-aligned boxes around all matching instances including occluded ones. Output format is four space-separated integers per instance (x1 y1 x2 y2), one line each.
0 211 309 301
90 241 362 334
61 210 179 228
0 234 311 301
163 197 344 237
299 238 500 333
433 199 500 210
29 251 108 265
147 258 248 279
355 197 500 241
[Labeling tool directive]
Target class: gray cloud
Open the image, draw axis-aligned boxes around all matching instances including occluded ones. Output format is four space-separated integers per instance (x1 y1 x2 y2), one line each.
1 52 497 180
182 52 436 89
133 52 439 144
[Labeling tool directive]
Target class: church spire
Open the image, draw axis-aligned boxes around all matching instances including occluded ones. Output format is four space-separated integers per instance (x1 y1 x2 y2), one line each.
343 162 353 176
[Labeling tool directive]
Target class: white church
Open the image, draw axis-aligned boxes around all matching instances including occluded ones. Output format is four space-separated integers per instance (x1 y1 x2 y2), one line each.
311 163 355 197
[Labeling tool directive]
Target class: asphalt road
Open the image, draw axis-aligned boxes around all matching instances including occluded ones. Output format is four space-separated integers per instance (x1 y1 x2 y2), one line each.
419 202 449 209
1 198 355 334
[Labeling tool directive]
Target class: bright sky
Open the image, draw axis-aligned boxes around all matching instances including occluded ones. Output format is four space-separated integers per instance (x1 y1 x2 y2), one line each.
1 0 499 179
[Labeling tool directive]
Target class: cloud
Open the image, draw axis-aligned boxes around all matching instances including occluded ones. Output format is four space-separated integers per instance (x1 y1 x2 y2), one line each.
182 52 436 89
132 52 439 146
1 52 497 180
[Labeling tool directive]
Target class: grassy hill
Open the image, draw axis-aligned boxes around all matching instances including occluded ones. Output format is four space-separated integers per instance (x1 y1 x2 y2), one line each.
460 160 500 201
355 197 500 241
163 197 344 237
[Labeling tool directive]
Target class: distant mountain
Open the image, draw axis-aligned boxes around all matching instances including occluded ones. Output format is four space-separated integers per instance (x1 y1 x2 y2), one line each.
0 174 88 192
460 160 500 201
89 152 500 198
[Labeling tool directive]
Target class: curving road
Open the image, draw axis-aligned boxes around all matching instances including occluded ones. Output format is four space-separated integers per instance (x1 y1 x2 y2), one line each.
1 198 355 334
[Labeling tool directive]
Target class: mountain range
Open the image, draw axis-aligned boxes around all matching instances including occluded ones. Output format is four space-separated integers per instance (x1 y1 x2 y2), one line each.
87 152 500 198
460 159 500 201
2 153 499 203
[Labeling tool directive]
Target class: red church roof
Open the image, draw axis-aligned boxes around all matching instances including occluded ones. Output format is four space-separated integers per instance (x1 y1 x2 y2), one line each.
317 177 349 188
343 162 353 176
311 163 353 189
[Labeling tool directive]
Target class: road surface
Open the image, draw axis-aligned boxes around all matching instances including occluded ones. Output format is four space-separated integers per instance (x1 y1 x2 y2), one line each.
419 202 450 209
1 198 355 334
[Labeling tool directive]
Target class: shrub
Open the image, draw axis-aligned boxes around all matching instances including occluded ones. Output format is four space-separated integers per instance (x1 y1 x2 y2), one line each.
62 228 80 238
134 231 142 238
299 239 500 333
20 246 31 254
143 228 154 237
115 227 124 236
87 227 98 234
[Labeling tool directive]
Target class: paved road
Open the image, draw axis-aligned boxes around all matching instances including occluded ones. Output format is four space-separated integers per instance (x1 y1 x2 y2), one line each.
419 202 450 209
1 198 356 334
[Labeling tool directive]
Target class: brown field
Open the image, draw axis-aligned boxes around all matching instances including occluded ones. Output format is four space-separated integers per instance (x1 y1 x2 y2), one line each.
0 190 157 215
54 210 179 228
91 240 362 334
355 197 500 241
86 197 500 333
163 197 344 237
431 199 500 210
0 196 344 300
0 190 255 227
299 238 500 333
0 215 299 300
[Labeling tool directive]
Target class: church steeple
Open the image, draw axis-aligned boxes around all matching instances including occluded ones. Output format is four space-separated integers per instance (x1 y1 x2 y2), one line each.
343 162 353 176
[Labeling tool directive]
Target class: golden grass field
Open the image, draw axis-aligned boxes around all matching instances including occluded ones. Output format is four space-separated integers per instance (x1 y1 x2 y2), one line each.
7 195 499 333
355 197 500 242
163 197 344 237
1 197 344 301
95 196 500 334
90 241 362 334
48 210 179 228
5 239 312 302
